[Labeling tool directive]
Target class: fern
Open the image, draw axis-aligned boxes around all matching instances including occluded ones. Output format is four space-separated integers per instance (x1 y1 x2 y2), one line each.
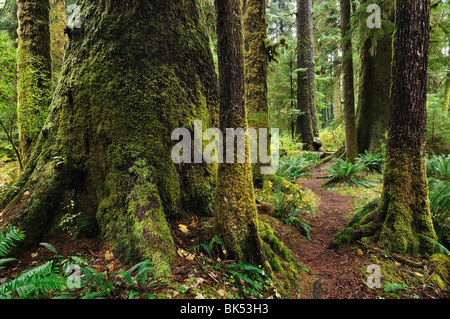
286 209 312 241
419 235 450 257
324 158 371 188
426 154 450 181
0 261 66 299
428 178 450 247
355 151 385 173
383 282 408 293
0 226 25 257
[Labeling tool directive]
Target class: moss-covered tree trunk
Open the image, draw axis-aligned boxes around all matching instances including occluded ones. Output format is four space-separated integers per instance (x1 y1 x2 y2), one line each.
17 0 53 167
443 73 450 114
49 0 68 80
356 1 393 155
243 0 270 185
295 0 318 150
332 0 437 255
340 0 358 161
2 0 218 274
214 0 265 266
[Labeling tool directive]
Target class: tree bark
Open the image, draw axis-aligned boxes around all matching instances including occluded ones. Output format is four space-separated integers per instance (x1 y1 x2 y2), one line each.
16 0 53 167
340 0 358 161
333 0 437 256
243 0 270 185
295 0 318 150
356 1 393 154
443 73 450 114
49 0 68 79
214 0 265 266
2 0 218 274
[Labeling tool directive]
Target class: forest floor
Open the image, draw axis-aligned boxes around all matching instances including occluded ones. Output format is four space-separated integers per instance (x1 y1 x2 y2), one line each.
0 160 449 299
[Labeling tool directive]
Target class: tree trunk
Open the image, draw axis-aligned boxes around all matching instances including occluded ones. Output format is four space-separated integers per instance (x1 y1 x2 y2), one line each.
49 0 68 80
443 73 449 114
214 0 265 266
2 0 218 274
17 0 53 167
243 0 270 185
333 0 437 256
295 0 318 150
340 0 358 161
356 1 393 155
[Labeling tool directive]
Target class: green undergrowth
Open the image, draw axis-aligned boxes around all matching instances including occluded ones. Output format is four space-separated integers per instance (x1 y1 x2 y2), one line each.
355 247 450 299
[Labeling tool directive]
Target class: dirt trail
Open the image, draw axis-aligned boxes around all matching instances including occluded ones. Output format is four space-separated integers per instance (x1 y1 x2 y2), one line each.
296 163 377 299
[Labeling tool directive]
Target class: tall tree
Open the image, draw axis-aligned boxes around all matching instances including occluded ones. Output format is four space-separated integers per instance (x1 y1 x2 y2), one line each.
214 0 265 265
339 0 357 161
1 0 218 275
16 0 52 166
49 0 68 80
295 0 318 150
356 1 394 154
333 0 437 255
243 0 270 185
443 73 450 114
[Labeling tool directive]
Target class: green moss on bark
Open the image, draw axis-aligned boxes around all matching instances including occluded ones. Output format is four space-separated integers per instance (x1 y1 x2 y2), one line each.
17 0 53 166
2 0 218 274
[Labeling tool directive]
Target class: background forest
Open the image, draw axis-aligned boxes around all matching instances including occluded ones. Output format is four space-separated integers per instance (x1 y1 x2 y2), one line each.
0 0 449 301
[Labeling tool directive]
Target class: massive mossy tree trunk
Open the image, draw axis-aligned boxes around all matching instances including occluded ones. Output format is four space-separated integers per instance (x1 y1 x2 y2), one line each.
295 0 318 150
243 0 270 184
356 1 394 154
332 0 437 255
214 0 265 266
340 0 358 161
1 0 218 274
17 0 53 167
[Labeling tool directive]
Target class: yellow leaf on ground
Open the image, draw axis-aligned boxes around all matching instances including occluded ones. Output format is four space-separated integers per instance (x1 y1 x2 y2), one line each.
105 250 114 261
186 253 195 261
177 248 188 257
356 248 363 256
178 224 189 234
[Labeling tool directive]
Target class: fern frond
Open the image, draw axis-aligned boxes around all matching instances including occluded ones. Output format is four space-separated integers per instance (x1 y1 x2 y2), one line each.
0 227 25 257
0 261 66 299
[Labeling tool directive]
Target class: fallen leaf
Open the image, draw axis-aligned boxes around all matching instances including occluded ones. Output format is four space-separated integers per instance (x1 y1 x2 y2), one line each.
177 248 188 257
195 293 205 299
356 248 363 256
217 289 227 298
178 224 189 234
186 253 195 261
105 251 114 261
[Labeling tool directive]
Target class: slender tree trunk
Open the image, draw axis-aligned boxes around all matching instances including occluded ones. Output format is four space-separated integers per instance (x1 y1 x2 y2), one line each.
340 0 358 161
2 0 218 274
16 0 52 167
356 1 394 154
243 0 270 185
443 73 450 114
333 0 437 255
49 0 68 80
296 0 318 150
214 0 265 266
